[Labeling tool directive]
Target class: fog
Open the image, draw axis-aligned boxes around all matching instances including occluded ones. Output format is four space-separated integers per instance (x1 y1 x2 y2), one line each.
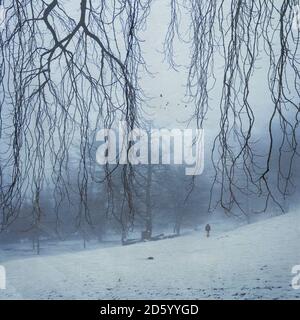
0 0 299 250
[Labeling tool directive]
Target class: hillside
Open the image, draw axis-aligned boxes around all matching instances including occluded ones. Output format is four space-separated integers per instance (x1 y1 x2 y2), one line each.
0 212 300 299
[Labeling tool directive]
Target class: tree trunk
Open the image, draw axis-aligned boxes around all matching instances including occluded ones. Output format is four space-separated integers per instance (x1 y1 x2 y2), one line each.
145 165 153 239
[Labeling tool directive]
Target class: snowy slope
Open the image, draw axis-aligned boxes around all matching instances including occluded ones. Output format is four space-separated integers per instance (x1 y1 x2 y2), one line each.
0 211 300 300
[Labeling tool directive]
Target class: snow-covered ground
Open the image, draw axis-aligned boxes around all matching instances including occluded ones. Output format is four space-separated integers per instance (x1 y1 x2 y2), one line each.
0 211 300 300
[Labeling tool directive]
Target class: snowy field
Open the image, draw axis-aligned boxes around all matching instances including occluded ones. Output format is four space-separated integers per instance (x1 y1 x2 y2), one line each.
0 211 300 300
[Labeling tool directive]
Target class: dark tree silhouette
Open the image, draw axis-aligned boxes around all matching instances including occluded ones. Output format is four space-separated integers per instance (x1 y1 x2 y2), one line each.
164 0 300 216
0 0 299 234
0 0 151 230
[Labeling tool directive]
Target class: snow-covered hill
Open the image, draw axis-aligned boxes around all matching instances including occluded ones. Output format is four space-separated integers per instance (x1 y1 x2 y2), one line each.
1 211 300 300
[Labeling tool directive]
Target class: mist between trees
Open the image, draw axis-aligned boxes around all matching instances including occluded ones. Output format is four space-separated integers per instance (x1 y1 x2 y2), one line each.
0 1 300 250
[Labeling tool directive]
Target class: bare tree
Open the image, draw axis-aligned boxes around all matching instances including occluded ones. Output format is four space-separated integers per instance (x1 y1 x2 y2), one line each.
164 0 300 216
0 0 299 238
0 0 152 231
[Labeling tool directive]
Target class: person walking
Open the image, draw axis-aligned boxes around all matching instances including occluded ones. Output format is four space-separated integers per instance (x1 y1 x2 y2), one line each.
205 224 211 237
